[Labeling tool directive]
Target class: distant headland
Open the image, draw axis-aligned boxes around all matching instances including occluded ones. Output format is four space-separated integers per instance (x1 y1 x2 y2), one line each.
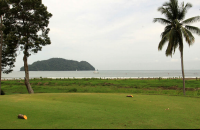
20 58 95 71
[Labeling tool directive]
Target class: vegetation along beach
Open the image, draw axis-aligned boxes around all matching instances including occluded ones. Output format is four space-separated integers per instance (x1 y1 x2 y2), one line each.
0 0 200 129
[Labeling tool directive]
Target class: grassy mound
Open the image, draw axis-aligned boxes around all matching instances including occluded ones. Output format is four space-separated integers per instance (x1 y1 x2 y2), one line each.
0 93 200 129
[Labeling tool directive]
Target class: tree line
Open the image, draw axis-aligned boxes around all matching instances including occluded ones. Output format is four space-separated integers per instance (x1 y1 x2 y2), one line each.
0 0 52 95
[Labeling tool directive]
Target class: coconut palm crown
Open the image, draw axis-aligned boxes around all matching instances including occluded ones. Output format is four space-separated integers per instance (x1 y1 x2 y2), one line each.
153 0 200 95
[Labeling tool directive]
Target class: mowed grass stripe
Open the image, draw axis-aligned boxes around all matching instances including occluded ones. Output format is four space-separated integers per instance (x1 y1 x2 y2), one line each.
0 93 200 129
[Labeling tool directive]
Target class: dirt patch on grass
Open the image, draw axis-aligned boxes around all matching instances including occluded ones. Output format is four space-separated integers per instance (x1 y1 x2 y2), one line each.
37 82 42 85
167 86 180 90
117 86 132 88
141 86 196 91
185 78 197 80
155 86 196 91
43 82 49 86
185 88 196 91
103 83 115 86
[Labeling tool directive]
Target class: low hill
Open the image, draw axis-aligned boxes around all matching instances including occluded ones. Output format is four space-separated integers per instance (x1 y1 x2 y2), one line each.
20 58 95 71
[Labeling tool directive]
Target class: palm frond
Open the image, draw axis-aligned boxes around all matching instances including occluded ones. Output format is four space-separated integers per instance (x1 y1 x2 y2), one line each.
174 19 182 29
158 29 171 51
178 2 192 20
170 0 179 19
185 25 200 36
173 39 179 54
162 0 178 20
158 7 173 21
162 1 170 7
176 29 184 52
181 16 200 24
166 27 182 56
181 26 195 45
165 28 175 56
165 41 173 56
185 29 195 46
172 31 180 54
168 27 175 47
183 3 192 10
158 36 168 51
181 27 190 43
153 18 171 25
160 25 172 38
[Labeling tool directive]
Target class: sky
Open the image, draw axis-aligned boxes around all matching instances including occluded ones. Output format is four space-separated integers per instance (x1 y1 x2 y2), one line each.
13 0 200 71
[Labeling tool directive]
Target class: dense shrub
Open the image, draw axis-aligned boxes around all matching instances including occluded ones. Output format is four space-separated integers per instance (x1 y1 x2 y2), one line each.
68 88 77 92
1 90 5 95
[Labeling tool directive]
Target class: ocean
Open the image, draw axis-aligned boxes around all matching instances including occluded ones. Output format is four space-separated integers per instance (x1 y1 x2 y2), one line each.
1 70 200 79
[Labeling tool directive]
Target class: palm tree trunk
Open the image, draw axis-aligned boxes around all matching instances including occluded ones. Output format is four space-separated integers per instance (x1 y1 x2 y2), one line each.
23 51 34 94
0 15 3 95
181 51 186 95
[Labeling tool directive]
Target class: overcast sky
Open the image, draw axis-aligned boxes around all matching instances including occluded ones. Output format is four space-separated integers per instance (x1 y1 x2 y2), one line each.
13 0 200 71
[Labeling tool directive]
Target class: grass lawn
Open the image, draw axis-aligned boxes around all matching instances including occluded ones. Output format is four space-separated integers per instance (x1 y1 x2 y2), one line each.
0 93 200 129
1 78 200 97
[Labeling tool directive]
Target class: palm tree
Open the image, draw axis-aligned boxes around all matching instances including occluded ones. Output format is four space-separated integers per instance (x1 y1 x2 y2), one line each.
153 0 200 95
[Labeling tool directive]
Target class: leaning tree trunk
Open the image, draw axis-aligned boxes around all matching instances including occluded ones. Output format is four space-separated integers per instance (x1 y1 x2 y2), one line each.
23 52 34 94
181 51 186 95
0 15 3 95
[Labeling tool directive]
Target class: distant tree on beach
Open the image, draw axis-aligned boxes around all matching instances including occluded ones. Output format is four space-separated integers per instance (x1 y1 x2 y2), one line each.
153 0 200 95
4 0 52 94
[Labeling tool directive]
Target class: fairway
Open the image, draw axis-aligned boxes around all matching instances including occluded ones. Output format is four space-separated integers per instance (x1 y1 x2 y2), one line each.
0 93 200 129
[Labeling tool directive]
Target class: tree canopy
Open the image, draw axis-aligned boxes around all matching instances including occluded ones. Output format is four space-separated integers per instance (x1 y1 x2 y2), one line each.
4 0 52 57
153 0 200 56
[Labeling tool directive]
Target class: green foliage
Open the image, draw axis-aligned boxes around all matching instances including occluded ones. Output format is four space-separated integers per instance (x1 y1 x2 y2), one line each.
68 88 77 92
0 0 18 74
20 58 95 71
0 0 9 16
3 0 52 93
1 78 200 97
0 89 5 95
1 39 18 74
3 0 52 65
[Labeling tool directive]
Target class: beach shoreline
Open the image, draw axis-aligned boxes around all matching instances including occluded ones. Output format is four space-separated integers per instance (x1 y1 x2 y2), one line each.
1 77 198 81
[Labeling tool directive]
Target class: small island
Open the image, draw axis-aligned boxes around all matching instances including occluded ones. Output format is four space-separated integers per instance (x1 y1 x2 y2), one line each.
20 58 95 71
